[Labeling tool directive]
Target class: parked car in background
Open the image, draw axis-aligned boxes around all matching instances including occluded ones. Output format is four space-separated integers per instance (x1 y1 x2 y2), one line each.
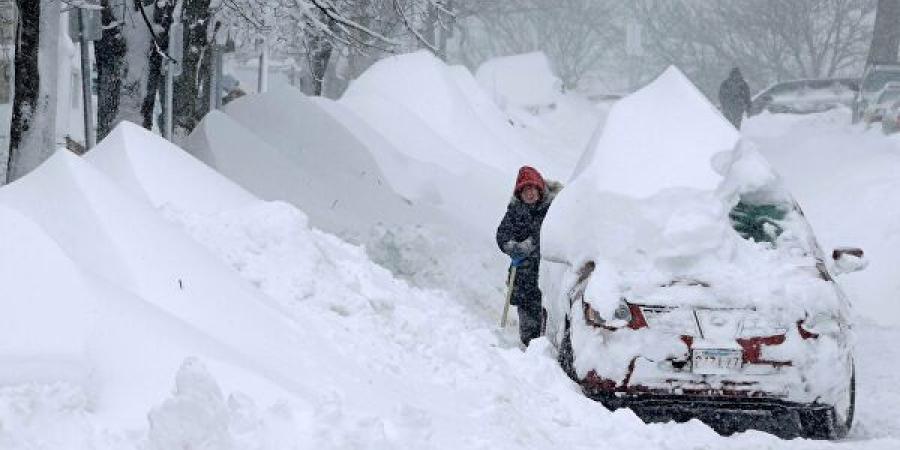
748 78 858 117
881 100 900 134
862 82 900 124
852 63 900 123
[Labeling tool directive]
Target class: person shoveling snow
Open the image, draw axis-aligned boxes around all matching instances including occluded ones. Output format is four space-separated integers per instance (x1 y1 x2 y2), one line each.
496 166 562 346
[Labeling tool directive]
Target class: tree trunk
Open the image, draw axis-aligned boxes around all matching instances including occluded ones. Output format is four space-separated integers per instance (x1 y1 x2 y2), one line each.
8 0 59 182
868 0 900 64
174 0 210 134
309 37 333 96
422 2 438 56
436 0 453 60
95 0 127 140
9 0 39 172
322 50 347 99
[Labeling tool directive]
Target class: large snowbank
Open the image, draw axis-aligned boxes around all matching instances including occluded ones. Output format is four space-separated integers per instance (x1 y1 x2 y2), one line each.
0 142 335 427
185 96 510 309
476 51 563 109
86 122 257 214
187 91 423 242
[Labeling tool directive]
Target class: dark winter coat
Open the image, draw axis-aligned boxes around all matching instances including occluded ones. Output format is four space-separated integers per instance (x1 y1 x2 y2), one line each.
719 68 752 128
496 180 563 310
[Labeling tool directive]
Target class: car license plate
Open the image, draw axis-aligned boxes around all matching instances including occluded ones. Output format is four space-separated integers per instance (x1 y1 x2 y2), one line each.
691 348 743 375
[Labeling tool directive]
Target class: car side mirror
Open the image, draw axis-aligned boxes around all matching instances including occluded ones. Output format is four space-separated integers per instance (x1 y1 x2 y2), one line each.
832 247 868 275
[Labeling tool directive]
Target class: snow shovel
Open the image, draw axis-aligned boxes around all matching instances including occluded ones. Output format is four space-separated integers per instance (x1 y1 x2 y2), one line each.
500 258 524 328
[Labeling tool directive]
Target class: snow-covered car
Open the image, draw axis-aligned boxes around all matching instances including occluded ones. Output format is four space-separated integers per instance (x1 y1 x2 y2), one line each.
862 81 900 124
852 63 900 123
541 67 863 440
748 78 858 117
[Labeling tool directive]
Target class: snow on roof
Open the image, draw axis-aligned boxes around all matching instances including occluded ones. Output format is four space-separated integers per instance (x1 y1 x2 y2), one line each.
341 50 555 178
475 51 562 109
569 66 740 197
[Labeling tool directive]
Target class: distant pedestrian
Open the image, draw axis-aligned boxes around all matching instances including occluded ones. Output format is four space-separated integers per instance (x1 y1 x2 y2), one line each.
496 166 562 346
719 67 752 129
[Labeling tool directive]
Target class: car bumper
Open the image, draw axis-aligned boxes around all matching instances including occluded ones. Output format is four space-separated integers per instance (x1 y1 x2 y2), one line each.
590 392 834 438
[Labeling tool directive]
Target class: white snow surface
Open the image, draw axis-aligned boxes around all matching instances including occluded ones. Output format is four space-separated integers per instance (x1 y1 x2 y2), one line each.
2 54 900 449
476 51 563 109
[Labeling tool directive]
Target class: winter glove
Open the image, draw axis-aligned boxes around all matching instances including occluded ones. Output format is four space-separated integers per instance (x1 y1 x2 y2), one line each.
503 238 535 259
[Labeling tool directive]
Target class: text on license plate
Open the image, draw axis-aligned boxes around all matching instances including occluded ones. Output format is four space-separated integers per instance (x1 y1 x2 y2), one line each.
691 348 743 374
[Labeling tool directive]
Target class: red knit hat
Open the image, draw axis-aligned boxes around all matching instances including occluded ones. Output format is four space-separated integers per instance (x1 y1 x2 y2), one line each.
514 166 546 198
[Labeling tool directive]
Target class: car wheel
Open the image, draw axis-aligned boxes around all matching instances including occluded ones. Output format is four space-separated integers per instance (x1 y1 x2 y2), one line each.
558 319 578 382
842 363 857 436
541 307 548 336
801 361 855 439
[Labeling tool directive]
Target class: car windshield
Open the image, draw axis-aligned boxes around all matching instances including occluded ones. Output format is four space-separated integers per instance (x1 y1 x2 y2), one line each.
863 69 900 92
878 88 900 104
729 201 788 244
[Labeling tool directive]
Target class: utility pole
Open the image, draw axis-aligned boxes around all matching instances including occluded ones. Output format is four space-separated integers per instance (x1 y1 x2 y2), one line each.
68 1 101 150
258 9 273 94
210 23 232 109
78 10 96 149
0 0 17 181
258 35 269 93
164 22 183 141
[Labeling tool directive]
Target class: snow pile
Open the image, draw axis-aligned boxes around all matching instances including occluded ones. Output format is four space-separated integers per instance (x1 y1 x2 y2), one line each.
476 51 563 109
341 50 560 179
185 99 509 308
0 145 338 431
185 92 421 242
86 122 257 214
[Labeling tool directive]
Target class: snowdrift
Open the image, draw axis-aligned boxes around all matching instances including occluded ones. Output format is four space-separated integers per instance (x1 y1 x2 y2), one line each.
476 51 562 109
85 122 257 214
186 91 423 242
340 50 560 179
0 143 344 426
186 95 510 314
